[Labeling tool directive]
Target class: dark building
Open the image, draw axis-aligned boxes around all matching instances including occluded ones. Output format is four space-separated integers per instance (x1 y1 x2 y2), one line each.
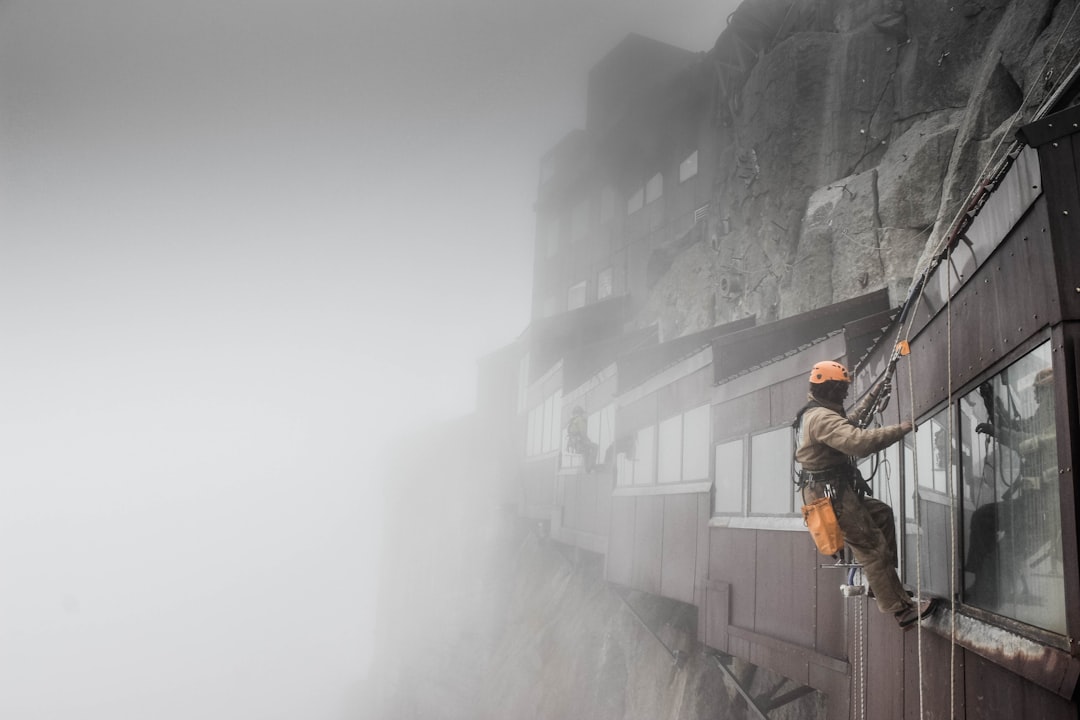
475 27 1080 720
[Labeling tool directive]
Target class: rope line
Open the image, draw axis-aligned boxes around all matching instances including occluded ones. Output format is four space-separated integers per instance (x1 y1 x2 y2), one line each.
946 245 958 720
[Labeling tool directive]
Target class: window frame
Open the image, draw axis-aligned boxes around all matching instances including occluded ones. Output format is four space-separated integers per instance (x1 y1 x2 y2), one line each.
748 425 796 516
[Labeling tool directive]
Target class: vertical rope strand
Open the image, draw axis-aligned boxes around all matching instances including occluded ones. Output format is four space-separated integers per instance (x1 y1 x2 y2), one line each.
946 246 958 719
904 339 926 719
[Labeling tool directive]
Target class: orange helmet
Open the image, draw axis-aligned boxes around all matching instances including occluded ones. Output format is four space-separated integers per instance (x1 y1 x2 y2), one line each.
809 361 850 384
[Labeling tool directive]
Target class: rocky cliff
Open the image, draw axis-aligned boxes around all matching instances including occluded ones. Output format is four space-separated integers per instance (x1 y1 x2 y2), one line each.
643 0 1080 336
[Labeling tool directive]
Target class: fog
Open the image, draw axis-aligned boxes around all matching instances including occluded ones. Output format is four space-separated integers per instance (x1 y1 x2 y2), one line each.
0 1 727 717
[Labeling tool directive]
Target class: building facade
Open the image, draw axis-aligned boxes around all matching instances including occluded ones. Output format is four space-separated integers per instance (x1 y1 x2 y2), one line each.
486 25 1080 720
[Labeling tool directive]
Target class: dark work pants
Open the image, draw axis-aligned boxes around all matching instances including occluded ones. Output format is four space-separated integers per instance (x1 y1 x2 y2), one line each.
803 482 911 614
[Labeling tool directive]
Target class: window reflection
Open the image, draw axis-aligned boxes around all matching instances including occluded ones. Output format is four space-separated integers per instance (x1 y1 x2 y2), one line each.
959 341 1065 633
902 408 955 598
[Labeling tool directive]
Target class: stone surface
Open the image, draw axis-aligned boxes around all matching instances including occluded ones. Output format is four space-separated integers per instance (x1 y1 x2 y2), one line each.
651 0 1080 331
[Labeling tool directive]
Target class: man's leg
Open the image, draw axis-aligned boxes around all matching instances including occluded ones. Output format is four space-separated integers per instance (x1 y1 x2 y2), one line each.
836 491 910 614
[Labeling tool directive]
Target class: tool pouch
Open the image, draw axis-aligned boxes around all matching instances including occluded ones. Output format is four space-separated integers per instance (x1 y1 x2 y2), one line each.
802 497 844 556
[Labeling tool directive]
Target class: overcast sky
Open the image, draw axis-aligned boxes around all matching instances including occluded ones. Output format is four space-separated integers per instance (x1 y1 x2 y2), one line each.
0 1 733 718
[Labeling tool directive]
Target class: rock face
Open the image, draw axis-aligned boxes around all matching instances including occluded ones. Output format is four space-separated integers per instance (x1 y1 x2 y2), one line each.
643 0 1080 334
368 505 824 720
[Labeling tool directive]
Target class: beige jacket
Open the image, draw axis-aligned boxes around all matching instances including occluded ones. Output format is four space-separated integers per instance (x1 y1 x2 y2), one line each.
795 390 907 471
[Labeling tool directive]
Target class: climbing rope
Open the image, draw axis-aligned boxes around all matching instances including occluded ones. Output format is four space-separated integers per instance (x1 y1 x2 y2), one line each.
855 578 867 720
946 243 959 720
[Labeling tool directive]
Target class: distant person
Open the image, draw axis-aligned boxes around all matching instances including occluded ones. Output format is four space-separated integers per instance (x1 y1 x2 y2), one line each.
566 406 598 472
794 360 937 629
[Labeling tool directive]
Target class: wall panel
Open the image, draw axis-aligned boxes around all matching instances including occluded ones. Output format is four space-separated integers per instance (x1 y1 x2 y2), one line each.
754 531 816 647
606 495 636 585
660 493 702 604
632 497 663 594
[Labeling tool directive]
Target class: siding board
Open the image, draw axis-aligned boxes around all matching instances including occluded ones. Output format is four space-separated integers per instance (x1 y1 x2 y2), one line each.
710 528 758 630
632 496 663 594
754 531 816 647
660 493 701 603
607 495 636 585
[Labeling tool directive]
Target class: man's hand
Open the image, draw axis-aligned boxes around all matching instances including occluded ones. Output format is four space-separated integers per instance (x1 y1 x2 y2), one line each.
899 420 913 434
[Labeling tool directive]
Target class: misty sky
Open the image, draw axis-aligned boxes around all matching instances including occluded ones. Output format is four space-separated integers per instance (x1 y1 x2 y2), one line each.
0 1 732 718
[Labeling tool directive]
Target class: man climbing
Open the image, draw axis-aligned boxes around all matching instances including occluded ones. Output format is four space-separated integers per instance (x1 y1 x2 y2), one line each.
566 406 598 472
794 360 938 629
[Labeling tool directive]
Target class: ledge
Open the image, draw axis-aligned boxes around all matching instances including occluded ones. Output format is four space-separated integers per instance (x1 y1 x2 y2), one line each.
709 516 805 531
922 606 1080 699
612 480 712 497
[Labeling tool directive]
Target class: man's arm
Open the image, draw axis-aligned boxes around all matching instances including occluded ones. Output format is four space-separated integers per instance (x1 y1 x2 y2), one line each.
809 408 911 459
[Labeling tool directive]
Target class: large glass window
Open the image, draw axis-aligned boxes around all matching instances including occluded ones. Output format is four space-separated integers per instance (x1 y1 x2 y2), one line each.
749 427 794 515
526 391 561 458
656 405 709 484
567 281 587 310
714 438 744 514
859 444 902 563
902 408 955 598
586 404 614 467
958 342 1065 633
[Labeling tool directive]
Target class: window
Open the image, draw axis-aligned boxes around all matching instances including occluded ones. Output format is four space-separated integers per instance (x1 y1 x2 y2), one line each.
859 443 901 560
627 187 644 215
679 150 699 182
597 267 613 300
567 281 587 310
525 391 562 457
749 427 794 515
657 405 710 484
714 438 744 514
645 172 663 204
902 407 954 599
588 404 615 465
541 394 554 453
958 341 1064 633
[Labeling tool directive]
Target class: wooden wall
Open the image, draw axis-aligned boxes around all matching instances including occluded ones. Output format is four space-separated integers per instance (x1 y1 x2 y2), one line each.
519 455 557 519
605 491 710 606
555 469 613 554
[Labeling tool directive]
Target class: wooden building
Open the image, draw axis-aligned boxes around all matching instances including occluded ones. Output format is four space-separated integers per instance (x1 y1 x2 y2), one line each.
486 28 1080 720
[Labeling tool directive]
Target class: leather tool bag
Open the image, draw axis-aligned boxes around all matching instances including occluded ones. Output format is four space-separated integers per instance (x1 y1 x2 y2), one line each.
802 497 844 555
